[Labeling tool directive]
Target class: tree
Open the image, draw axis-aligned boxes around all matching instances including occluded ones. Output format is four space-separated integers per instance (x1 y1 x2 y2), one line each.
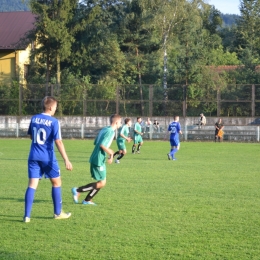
117 0 161 115
236 0 260 65
28 0 97 85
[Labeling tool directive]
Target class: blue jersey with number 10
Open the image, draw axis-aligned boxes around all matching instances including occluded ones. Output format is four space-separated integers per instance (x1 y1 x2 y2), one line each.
27 113 61 162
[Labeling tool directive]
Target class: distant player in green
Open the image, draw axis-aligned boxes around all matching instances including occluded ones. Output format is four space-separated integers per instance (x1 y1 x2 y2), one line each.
114 118 132 163
71 114 121 205
132 117 143 154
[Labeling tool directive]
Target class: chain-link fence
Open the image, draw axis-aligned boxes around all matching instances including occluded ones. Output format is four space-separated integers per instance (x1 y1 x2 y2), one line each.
1 83 260 117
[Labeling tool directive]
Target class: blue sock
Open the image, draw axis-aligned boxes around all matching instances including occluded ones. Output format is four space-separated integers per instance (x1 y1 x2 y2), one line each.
52 187 62 215
170 148 178 158
24 187 36 218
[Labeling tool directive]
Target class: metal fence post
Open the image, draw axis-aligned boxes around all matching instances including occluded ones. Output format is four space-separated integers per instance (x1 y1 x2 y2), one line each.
81 124 84 139
183 85 187 118
19 84 22 116
116 86 119 114
217 88 221 117
252 84 255 117
83 88 87 117
149 85 153 117
257 126 259 142
16 123 19 138
149 125 153 140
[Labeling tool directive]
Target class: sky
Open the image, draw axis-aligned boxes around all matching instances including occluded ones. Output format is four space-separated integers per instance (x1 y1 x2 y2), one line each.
207 0 240 15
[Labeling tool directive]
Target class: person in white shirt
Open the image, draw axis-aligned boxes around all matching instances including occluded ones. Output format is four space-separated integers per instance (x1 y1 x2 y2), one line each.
198 113 206 128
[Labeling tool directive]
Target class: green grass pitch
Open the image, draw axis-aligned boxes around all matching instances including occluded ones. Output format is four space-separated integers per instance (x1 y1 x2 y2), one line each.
0 139 260 259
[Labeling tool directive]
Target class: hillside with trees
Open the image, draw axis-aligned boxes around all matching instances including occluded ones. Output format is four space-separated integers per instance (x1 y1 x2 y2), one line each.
220 14 240 27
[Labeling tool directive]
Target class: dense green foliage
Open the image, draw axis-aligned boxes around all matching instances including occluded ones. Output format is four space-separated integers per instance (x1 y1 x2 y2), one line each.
2 0 260 116
1 140 260 259
25 0 242 86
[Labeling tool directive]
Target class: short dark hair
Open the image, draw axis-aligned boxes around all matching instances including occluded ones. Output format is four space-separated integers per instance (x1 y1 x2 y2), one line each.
125 118 131 124
137 117 141 120
41 96 57 111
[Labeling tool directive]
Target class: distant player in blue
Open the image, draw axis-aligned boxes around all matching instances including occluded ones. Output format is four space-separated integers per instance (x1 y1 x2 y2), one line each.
167 116 182 160
23 96 73 223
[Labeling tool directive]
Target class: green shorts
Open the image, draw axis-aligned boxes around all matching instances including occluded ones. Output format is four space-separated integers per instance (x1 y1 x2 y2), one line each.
117 139 126 151
90 163 106 181
134 135 143 144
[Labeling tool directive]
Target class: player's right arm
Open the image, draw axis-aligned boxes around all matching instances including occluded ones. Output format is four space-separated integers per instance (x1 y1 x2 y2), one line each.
120 133 131 142
177 123 182 135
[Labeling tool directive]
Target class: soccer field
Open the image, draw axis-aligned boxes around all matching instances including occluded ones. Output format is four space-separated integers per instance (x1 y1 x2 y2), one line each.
0 139 260 259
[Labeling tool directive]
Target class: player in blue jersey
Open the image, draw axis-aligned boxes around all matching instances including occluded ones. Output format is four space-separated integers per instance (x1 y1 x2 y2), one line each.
23 96 73 223
114 118 132 163
167 116 182 160
71 114 121 205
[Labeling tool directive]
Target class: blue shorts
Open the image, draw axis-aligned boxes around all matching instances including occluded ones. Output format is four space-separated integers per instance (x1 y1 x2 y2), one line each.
28 160 60 179
170 139 180 147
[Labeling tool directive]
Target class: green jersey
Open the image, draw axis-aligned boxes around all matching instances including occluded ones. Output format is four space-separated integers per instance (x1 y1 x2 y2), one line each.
89 126 115 166
134 122 142 135
117 124 129 141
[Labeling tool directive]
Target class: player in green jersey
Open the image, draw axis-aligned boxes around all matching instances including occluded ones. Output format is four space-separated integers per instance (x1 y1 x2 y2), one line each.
114 118 132 163
132 117 144 154
71 114 121 205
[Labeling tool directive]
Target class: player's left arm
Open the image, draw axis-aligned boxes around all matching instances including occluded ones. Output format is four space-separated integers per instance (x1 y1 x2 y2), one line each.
55 139 73 171
178 123 182 135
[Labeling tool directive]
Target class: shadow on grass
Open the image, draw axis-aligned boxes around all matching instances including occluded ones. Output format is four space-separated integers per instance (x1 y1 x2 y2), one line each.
0 197 49 203
0 214 53 221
